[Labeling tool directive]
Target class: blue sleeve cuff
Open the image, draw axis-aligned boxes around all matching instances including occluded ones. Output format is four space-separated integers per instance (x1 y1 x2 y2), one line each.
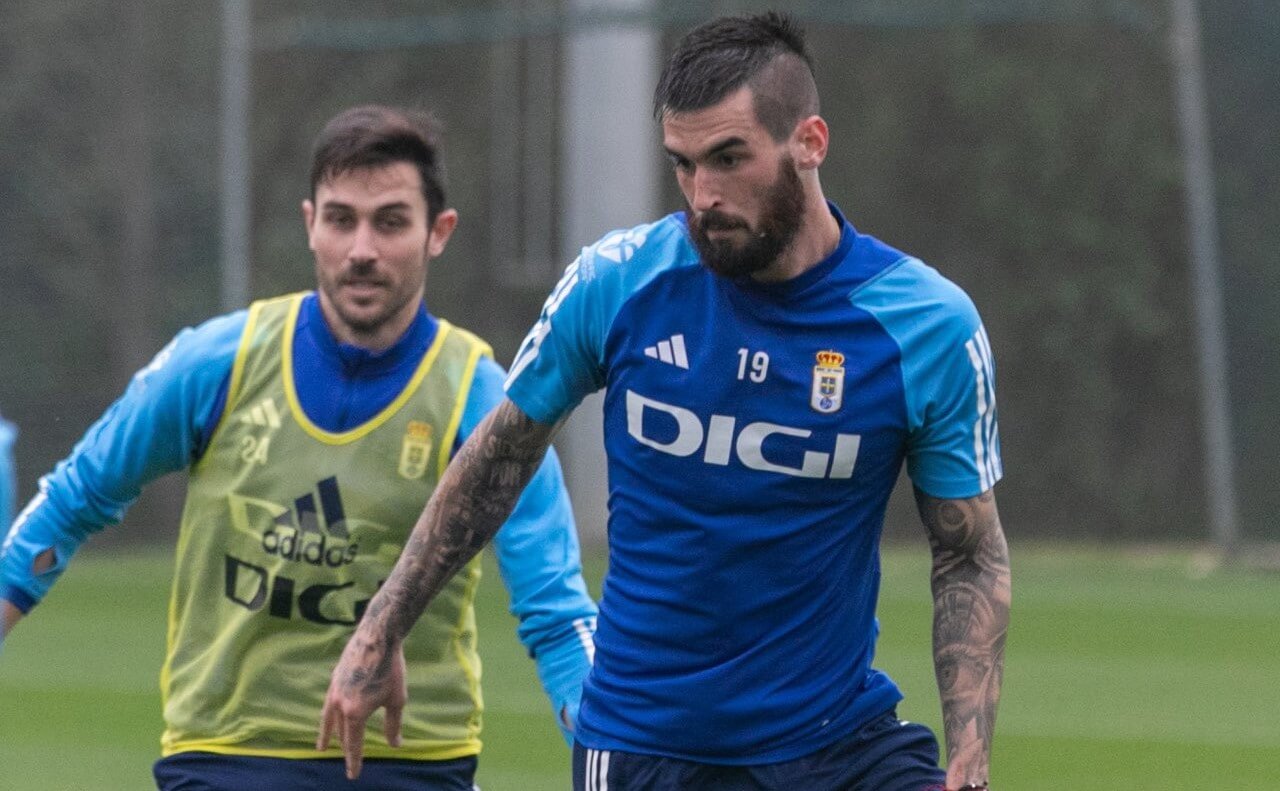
0 500 85 609
533 620 595 745
1 584 36 614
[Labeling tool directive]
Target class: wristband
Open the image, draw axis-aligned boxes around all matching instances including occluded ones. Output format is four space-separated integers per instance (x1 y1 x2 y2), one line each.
953 784 989 791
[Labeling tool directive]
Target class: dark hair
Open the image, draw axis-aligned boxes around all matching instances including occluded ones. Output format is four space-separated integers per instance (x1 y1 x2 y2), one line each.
309 105 447 221
653 11 819 141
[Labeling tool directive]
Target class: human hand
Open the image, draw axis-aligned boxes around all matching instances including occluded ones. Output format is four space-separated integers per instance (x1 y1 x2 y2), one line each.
554 699 580 746
2 599 22 636
317 635 408 779
944 736 989 791
2 599 24 655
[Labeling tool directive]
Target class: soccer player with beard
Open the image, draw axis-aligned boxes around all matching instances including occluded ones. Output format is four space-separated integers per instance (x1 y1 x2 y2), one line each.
324 13 1010 791
1 105 597 790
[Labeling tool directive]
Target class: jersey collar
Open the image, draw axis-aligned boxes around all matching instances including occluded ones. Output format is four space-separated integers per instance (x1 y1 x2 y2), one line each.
728 201 856 299
299 293 440 377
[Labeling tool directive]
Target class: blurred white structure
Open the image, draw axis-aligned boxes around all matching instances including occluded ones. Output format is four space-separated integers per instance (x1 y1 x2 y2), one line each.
558 0 659 541
1169 0 1240 554
220 0 251 312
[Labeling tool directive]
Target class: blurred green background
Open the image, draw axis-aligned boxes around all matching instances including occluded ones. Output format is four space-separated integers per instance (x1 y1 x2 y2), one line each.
2 545 1278 789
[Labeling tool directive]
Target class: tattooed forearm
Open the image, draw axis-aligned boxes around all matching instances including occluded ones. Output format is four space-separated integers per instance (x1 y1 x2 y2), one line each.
350 399 557 676
914 487 1011 783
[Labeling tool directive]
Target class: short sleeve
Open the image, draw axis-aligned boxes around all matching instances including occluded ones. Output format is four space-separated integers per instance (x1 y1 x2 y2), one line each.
505 222 669 424
854 258 1002 499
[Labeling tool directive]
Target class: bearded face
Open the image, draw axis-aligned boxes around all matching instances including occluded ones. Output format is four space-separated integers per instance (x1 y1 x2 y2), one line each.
689 155 805 279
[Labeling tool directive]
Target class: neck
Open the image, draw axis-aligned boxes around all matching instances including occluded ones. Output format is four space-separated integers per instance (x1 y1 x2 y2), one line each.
751 190 840 284
318 294 420 353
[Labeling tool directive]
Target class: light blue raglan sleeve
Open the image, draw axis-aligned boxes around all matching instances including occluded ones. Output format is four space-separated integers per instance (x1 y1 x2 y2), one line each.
855 258 1003 498
0 311 247 613
459 356 597 745
505 220 674 424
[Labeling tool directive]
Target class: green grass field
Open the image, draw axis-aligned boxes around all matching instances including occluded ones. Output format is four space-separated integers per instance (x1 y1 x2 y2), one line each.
2 543 1277 790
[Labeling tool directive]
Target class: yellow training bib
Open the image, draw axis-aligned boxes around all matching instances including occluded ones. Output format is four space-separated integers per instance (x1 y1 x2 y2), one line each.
160 293 492 760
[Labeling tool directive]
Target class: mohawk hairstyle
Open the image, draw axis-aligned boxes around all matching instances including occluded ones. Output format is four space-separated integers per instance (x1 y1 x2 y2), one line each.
653 11 819 141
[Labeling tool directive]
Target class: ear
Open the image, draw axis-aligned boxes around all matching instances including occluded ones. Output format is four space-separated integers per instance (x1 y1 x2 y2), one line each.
302 199 317 250
426 208 459 259
790 115 829 171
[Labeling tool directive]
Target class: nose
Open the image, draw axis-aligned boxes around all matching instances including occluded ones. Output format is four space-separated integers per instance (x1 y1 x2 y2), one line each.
348 220 378 262
689 167 721 214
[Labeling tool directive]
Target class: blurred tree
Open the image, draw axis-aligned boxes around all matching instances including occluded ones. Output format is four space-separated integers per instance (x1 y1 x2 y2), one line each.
0 0 220 542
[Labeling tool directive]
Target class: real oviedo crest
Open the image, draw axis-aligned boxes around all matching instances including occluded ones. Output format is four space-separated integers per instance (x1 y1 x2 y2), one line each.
399 420 434 480
810 350 845 414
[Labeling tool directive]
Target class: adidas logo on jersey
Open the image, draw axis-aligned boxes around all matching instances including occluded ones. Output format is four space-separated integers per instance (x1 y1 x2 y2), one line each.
261 475 357 567
239 397 282 429
643 334 689 369
224 476 372 626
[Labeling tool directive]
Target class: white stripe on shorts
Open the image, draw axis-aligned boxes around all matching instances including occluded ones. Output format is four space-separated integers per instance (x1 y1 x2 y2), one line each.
587 748 611 791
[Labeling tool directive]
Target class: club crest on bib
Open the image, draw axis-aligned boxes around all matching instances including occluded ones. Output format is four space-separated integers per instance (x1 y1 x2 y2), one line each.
810 350 845 414
399 420 434 480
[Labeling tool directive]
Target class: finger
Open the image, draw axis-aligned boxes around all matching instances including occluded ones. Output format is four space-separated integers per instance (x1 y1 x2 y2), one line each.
342 709 366 780
384 698 403 748
317 697 336 752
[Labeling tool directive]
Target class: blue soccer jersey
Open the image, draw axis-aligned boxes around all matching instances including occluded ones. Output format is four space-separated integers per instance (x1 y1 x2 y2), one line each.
505 203 1001 763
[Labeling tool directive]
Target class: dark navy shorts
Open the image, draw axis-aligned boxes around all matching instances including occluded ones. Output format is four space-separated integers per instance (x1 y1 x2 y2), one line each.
153 751 479 791
573 709 946 791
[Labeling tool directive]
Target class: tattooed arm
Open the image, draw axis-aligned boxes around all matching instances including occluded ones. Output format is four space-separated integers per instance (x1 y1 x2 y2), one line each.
319 398 559 779
914 487 1011 790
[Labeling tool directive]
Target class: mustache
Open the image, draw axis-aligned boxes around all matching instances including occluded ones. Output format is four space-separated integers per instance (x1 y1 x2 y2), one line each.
338 262 387 286
339 274 388 287
694 210 750 233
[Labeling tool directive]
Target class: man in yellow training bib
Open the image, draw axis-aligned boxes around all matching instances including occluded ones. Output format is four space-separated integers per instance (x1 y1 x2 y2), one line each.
0 105 598 791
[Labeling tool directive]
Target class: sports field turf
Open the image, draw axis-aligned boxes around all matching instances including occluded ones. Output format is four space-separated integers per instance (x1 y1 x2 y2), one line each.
1 543 1276 789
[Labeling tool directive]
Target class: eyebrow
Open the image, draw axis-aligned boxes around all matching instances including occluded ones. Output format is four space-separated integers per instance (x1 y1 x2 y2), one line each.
320 200 414 213
664 136 749 163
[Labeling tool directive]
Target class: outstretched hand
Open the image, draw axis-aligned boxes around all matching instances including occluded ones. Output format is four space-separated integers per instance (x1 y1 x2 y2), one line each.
2 599 24 655
2 599 22 635
317 635 408 780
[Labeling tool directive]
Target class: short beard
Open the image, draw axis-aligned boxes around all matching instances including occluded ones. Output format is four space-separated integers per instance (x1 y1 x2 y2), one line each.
689 156 805 279
317 264 415 338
